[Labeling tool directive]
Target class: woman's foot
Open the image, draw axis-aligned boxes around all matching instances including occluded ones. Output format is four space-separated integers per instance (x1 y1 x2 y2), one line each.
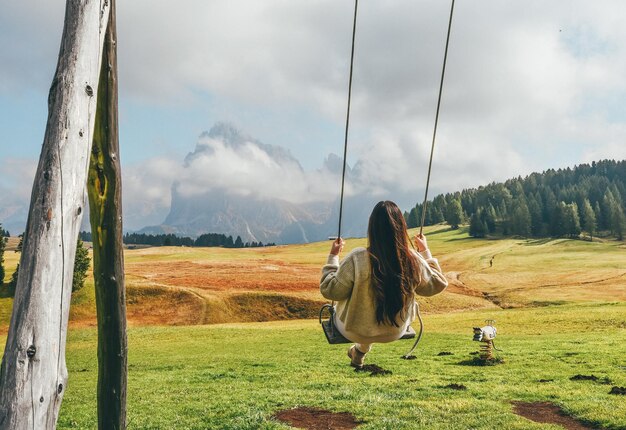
347 345 366 368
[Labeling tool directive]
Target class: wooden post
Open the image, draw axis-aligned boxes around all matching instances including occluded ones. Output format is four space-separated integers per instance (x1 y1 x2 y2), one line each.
0 1 110 428
87 0 128 428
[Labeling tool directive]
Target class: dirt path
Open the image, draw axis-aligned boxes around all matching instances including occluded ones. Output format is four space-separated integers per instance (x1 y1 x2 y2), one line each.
504 271 626 294
445 272 486 297
445 271 502 308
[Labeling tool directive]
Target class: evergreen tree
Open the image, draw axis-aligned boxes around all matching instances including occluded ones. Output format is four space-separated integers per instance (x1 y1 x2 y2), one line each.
593 201 603 231
551 202 581 238
551 202 568 237
403 210 412 227
542 188 557 225
509 180 525 198
431 206 445 224
445 199 464 229
72 239 91 292
527 193 544 236
405 207 416 228
600 189 625 239
511 199 531 237
7 263 19 296
484 204 497 233
413 206 421 228
581 199 596 241
432 195 447 223
564 203 582 238
461 191 475 216
610 183 624 206
225 236 235 248
234 236 244 248
0 224 5 285
469 211 487 238
79 231 93 242
609 200 625 240
602 189 617 232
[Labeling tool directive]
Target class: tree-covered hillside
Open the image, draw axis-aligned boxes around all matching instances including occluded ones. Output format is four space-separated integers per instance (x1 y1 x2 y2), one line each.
405 159 626 240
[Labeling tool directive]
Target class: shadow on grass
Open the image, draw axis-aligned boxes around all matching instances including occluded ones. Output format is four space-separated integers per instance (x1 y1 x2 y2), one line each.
354 364 392 376
519 238 555 246
0 283 15 299
529 300 568 307
445 237 481 243
520 237 597 246
458 356 505 366
423 226 456 236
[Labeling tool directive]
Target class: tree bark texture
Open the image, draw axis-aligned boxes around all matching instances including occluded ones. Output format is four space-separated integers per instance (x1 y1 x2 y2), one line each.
87 1 128 428
0 1 110 428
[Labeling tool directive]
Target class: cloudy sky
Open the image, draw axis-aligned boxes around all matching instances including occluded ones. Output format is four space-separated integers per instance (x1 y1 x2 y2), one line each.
2 0 626 233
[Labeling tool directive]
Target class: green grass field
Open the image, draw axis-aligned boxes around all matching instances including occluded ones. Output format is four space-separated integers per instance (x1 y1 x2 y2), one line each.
1 228 625 428
40 303 626 429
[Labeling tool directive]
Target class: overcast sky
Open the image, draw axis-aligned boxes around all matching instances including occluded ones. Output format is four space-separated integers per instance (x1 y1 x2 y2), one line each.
2 0 626 232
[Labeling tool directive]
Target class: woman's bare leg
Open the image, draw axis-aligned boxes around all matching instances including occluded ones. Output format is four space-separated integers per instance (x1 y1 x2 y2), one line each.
355 343 372 353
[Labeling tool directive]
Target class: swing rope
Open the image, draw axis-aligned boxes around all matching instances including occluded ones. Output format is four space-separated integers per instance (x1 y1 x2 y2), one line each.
337 0 359 240
403 0 455 359
328 0 455 359
419 0 455 236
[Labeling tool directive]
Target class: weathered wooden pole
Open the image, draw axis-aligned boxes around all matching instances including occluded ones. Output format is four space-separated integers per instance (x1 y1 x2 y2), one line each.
87 0 128 428
0 1 110 428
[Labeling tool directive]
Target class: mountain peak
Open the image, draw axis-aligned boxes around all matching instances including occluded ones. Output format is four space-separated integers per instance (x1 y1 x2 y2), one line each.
192 121 301 169
202 122 250 147
323 153 349 175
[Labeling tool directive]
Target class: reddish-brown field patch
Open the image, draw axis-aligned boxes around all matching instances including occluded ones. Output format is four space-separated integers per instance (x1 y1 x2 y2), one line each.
512 401 595 430
126 260 318 293
273 407 362 430
125 285 206 326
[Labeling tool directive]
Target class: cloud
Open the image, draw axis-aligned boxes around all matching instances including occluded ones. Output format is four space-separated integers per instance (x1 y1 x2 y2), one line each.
0 155 175 232
2 0 626 228
0 158 37 233
172 126 342 204
0 1 64 94
121 157 181 231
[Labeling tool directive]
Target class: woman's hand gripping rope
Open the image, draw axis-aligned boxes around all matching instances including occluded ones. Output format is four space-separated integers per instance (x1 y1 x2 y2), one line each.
413 233 429 253
330 237 345 256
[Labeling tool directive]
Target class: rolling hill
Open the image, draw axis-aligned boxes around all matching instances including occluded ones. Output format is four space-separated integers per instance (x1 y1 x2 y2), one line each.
2 225 624 329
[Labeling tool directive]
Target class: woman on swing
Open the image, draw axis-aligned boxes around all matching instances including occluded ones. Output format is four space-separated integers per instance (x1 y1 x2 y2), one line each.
320 200 448 368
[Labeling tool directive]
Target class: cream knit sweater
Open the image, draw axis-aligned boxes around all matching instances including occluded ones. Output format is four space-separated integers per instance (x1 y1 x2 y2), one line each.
320 247 448 341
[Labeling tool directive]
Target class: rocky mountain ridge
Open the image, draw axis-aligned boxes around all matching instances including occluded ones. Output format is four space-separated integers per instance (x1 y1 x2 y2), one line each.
140 122 373 243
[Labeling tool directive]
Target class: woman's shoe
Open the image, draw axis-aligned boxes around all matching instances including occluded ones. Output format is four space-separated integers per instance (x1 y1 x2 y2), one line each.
348 345 366 368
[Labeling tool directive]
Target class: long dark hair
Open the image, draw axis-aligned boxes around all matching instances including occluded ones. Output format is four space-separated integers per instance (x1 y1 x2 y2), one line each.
368 201 421 327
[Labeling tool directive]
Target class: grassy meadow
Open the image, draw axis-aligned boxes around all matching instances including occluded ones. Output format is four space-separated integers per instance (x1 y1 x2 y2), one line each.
1 227 625 428
55 304 626 429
